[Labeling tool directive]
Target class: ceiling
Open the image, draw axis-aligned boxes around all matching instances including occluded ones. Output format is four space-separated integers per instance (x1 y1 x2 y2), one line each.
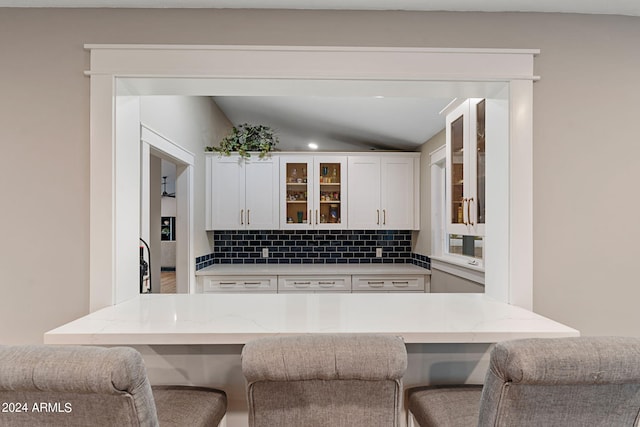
213 96 452 152
3 0 640 17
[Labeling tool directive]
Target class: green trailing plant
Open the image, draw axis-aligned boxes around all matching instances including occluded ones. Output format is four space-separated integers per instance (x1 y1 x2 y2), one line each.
206 123 279 159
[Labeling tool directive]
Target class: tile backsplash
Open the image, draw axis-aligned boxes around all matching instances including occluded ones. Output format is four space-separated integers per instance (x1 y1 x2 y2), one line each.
210 230 412 265
411 253 431 270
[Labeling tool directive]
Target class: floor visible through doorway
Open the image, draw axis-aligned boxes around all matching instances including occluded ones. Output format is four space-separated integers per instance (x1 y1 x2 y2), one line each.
160 271 176 293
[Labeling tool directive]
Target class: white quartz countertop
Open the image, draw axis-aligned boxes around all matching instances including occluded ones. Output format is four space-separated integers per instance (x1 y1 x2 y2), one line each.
195 263 431 276
44 293 578 345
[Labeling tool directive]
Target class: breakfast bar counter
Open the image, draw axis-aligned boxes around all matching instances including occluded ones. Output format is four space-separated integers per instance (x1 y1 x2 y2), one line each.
44 293 578 427
44 293 576 345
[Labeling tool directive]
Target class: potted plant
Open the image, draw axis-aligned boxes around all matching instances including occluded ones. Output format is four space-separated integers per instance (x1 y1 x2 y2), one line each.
206 123 279 159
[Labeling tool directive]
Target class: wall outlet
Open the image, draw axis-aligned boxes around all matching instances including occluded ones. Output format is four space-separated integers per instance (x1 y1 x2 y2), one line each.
376 247 383 257
262 248 269 258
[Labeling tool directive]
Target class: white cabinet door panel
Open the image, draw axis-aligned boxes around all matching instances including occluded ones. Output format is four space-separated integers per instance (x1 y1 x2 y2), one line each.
201 276 277 293
206 154 279 230
277 275 351 293
245 159 279 229
209 157 244 230
347 156 381 229
352 275 425 292
381 157 415 229
348 155 418 230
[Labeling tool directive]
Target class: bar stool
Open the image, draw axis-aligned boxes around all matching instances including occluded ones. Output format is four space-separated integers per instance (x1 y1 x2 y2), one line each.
0 345 227 426
241 334 407 427
408 337 640 426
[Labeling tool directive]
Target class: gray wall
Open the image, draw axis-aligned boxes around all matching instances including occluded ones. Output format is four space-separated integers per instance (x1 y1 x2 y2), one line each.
1 9 639 343
414 129 446 256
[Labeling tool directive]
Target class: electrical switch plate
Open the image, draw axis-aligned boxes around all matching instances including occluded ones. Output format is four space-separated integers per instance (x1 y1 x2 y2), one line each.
376 248 383 257
262 248 269 258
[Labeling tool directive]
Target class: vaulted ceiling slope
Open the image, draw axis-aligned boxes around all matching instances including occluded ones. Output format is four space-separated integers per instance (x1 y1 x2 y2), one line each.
213 96 451 152
3 0 640 17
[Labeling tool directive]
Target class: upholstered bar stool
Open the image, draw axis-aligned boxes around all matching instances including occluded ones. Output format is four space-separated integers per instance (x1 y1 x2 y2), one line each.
0 345 227 427
241 334 407 427
408 336 640 427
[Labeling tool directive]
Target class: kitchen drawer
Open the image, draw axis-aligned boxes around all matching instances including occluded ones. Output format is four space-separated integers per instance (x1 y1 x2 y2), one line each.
200 276 277 293
351 275 425 292
278 276 352 293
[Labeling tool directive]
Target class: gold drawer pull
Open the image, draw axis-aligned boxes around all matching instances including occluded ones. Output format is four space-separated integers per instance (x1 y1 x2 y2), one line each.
319 281 336 287
294 281 311 287
219 282 236 287
392 281 409 287
244 282 261 287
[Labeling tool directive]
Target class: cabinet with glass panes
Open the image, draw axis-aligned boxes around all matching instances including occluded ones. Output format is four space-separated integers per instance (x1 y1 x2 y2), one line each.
446 98 485 236
280 155 347 230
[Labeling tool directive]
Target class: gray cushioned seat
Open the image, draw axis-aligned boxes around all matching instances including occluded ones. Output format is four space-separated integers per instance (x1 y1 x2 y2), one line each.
408 336 640 427
0 345 226 427
409 385 483 427
241 333 407 427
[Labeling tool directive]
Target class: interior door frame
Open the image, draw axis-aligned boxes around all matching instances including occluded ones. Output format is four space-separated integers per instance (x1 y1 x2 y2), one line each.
87 45 537 311
140 124 195 295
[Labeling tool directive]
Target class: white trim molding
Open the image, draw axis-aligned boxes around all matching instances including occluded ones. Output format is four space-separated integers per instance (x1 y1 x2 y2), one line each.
139 124 196 294
87 44 537 311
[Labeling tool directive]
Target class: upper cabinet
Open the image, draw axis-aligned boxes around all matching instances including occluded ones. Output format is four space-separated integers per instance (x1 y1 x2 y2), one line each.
206 152 419 231
446 98 486 236
280 155 347 230
205 154 279 230
347 154 420 230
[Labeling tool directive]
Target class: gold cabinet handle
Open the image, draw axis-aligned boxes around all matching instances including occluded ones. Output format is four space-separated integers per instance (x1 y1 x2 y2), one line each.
247 209 250 225
318 281 336 287
468 197 474 226
240 209 244 225
462 199 468 226
220 282 236 288
383 209 386 225
294 281 311 288
316 209 318 225
309 210 312 226
377 209 380 225
243 282 261 288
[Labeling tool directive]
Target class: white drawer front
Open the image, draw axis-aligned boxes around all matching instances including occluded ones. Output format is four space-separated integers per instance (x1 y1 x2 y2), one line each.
352 275 425 292
278 276 352 293
202 276 277 293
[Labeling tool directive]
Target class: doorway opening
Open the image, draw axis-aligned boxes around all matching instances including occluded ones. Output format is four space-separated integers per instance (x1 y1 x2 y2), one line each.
140 124 195 295
160 161 177 293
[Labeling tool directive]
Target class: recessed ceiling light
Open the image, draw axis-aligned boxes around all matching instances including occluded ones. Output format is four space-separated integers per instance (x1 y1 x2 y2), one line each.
308 142 318 150
374 95 384 99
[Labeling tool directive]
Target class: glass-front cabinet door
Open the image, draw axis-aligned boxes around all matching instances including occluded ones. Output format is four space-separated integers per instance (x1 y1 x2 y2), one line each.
280 155 347 229
446 98 485 236
282 157 312 229
474 99 486 231
313 157 347 229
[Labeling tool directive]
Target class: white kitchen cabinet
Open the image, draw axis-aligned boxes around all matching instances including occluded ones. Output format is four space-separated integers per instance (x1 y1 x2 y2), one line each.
351 275 428 293
446 99 485 236
277 275 351 293
280 155 347 230
347 154 419 230
205 154 279 230
200 276 277 293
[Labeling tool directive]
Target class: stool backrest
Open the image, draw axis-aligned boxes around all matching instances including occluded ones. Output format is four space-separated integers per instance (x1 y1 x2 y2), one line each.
241 334 407 427
479 337 640 426
0 345 159 427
